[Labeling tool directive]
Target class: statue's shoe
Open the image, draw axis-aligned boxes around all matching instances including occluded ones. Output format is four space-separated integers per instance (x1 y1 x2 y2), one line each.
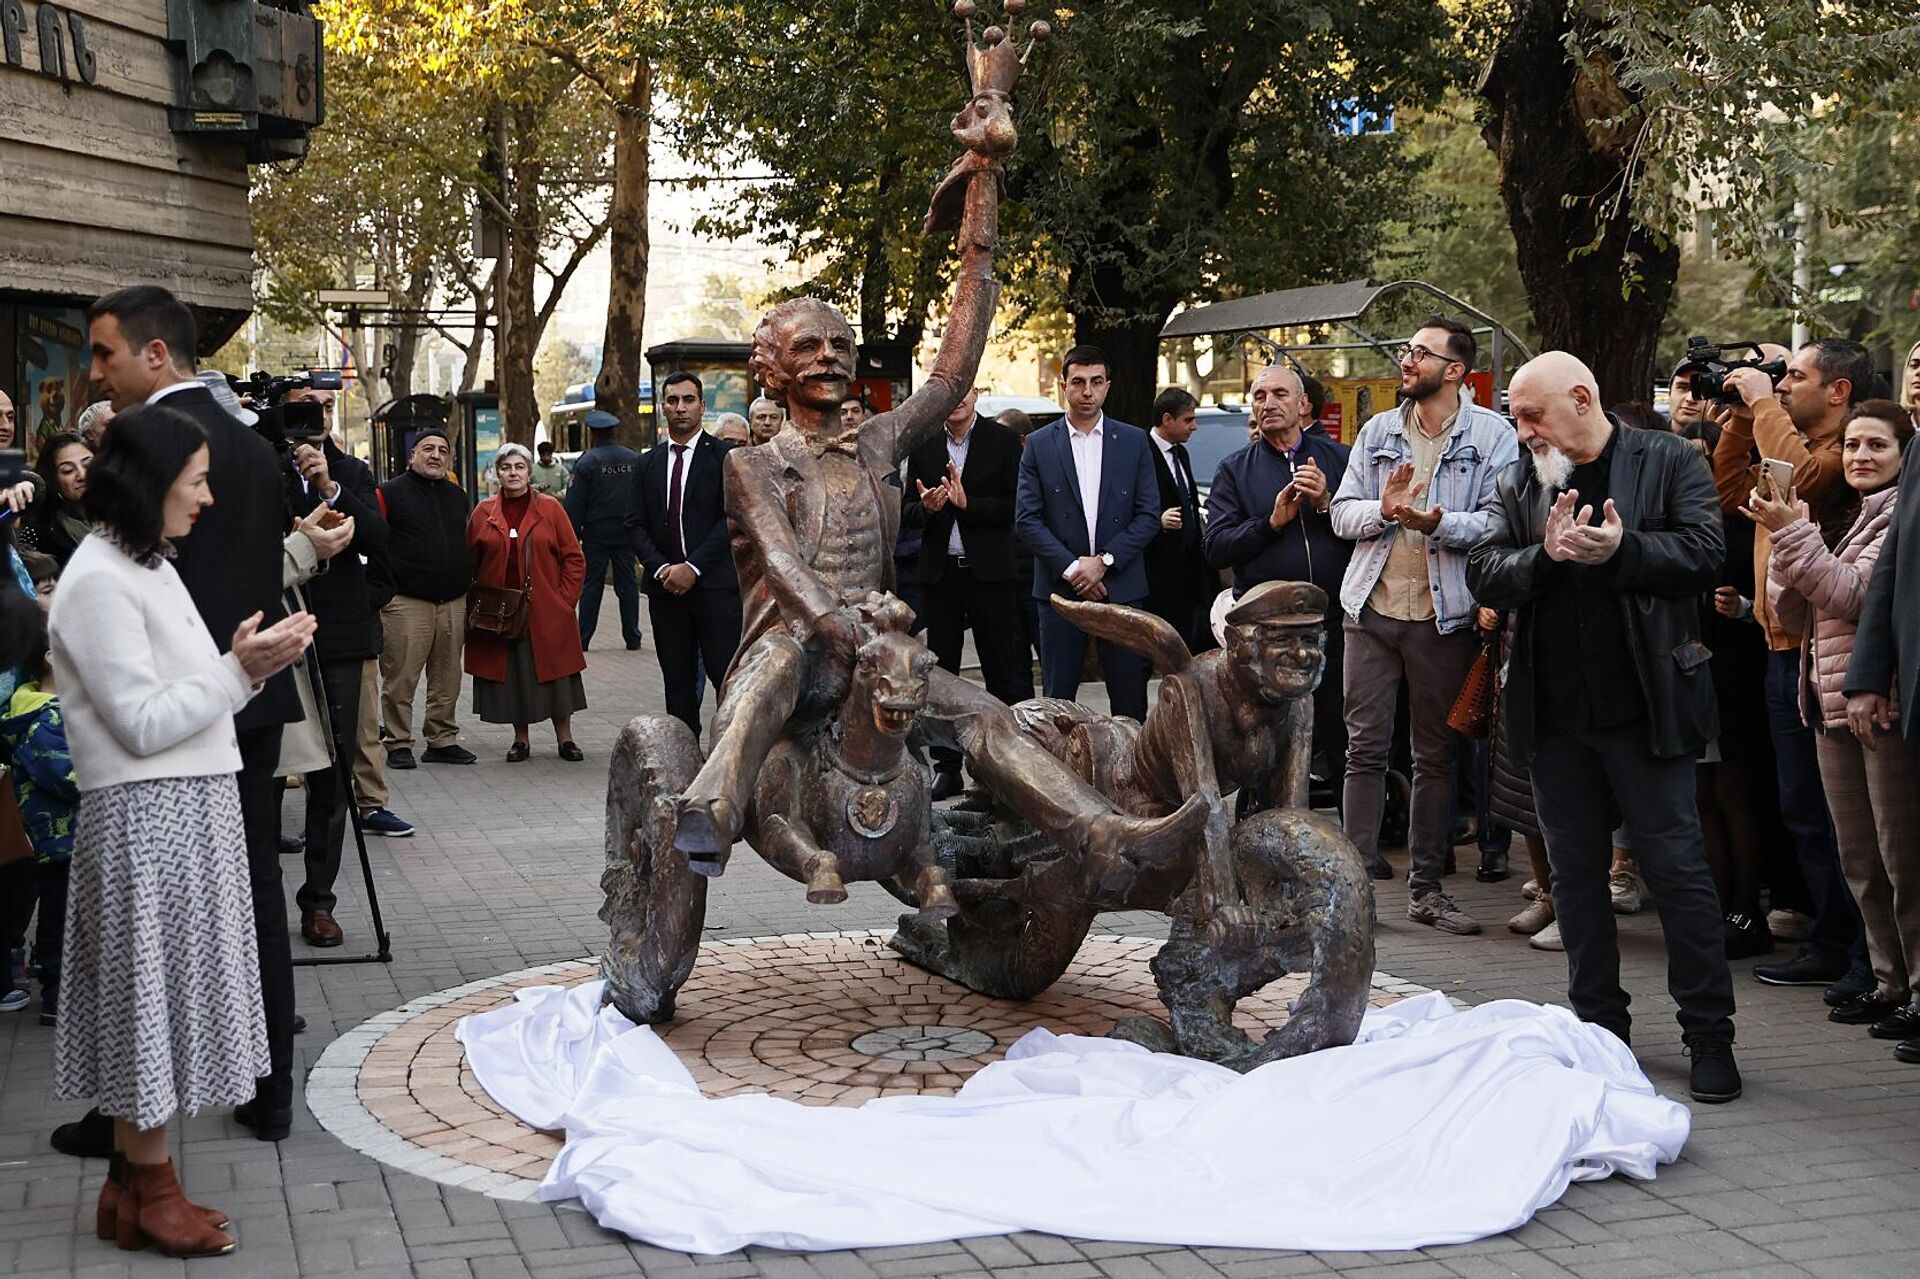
673 797 740 874
1080 794 1209 896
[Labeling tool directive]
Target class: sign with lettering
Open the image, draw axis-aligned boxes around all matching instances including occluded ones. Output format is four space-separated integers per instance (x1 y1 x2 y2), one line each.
0 0 98 87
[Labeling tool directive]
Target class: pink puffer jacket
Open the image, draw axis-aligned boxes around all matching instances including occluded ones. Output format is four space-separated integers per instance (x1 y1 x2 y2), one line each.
1767 486 1900 729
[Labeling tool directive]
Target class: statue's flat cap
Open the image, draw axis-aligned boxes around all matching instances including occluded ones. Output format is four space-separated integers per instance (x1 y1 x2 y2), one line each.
1224 580 1327 628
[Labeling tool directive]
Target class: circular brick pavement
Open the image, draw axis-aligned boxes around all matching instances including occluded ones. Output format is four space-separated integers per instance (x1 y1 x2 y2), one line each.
308 930 1433 1201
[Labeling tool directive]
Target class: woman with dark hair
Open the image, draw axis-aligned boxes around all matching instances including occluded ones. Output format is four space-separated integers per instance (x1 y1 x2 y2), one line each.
1762 402 1920 1036
48 405 315 1257
465 443 587 761
27 431 93 567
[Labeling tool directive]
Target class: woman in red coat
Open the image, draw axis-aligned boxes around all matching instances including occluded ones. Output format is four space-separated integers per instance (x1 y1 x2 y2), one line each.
466 444 588 761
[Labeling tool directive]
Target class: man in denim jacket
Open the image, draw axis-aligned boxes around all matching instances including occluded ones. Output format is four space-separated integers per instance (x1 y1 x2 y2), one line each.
1330 316 1518 934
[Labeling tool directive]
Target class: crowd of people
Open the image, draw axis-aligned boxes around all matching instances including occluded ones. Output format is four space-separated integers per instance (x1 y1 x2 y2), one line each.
3 278 1919 1255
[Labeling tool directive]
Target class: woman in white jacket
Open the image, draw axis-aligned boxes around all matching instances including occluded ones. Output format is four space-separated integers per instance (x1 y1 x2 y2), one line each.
48 406 315 1258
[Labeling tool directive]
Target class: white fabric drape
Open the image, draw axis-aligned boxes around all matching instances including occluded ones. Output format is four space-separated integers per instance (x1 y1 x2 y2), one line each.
457 981 1688 1255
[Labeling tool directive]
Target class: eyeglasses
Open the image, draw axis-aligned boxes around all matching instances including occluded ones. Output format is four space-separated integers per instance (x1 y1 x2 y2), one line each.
1394 344 1460 367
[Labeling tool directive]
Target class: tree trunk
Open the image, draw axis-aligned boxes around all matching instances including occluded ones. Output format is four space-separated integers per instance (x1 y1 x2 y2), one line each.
1480 2 1679 404
459 264 497 395
1068 260 1173 427
596 59 652 449
498 103 544 448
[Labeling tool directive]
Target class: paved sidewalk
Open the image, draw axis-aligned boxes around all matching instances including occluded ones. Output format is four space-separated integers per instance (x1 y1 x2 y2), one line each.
2 600 1916 1278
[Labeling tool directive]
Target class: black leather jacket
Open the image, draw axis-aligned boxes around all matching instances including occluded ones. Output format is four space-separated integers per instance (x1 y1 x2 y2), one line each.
1467 423 1725 762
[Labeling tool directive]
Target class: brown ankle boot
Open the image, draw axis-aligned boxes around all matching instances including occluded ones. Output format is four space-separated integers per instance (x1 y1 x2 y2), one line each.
97 1155 229 1240
117 1159 234 1257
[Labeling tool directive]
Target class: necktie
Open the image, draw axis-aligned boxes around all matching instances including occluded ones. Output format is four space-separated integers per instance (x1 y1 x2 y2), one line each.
1171 443 1200 546
667 443 686 561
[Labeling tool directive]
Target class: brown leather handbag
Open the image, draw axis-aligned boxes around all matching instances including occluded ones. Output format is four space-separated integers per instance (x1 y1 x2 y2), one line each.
1446 628 1503 738
466 528 533 640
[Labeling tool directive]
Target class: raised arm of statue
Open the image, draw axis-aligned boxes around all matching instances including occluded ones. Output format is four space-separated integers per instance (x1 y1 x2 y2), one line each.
875 13 1042 470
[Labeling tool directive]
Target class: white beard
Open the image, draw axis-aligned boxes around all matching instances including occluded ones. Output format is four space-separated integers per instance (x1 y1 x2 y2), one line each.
1530 445 1575 491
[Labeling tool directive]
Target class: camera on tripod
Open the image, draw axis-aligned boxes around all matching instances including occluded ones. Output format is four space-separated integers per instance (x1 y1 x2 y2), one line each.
244 369 343 447
1674 337 1787 405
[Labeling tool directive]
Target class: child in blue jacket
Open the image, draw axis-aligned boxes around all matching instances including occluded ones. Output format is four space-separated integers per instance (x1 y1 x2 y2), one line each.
0 551 74 1024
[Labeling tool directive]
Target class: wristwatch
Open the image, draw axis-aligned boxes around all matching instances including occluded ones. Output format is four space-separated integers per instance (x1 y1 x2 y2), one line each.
1100 552 1115 568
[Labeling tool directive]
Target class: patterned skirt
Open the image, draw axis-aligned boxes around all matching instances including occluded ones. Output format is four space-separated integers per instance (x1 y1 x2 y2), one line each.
55 774 268 1129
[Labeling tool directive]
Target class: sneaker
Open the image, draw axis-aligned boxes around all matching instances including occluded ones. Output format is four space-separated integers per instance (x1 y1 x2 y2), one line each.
1683 1035 1742 1103
0 987 28 1013
358 808 415 838
1723 912 1775 960
386 747 417 770
1830 991 1907 1026
1824 962 1876 1007
1408 890 1481 935
1767 908 1814 942
421 744 478 765
1609 868 1643 914
1508 897 1554 936
1529 920 1565 951
1753 948 1850 987
1521 878 1541 902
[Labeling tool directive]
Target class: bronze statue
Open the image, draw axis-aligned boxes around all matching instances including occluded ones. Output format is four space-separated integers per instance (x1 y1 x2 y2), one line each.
749 593 957 920
600 5 1373 1068
667 8 1202 891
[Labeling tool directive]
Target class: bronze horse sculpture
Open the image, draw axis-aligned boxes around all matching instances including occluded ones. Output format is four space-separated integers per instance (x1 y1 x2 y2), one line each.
750 594 957 921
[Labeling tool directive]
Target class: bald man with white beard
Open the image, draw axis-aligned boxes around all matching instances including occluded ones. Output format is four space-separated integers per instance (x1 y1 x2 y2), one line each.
1468 351 1742 1103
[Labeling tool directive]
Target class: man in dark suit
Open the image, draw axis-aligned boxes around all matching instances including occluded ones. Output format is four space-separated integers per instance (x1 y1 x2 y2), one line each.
1014 345 1163 720
903 387 1033 796
83 285 321 1142
1141 387 1216 652
628 372 741 737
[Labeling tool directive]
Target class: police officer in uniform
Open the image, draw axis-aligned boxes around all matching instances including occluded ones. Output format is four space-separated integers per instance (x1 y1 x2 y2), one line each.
565 408 644 651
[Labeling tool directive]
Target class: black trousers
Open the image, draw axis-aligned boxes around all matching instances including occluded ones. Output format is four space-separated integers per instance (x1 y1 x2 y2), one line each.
1037 595 1150 722
1530 721 1736 1045
920 558 1034 772
1312 612 1347 806
299 659 363 915
650 587 742 738
239 725 296 1109
580 538 642 649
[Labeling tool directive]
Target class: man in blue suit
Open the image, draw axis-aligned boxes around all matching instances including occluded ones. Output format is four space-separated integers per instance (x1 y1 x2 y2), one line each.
1016 345 1163 720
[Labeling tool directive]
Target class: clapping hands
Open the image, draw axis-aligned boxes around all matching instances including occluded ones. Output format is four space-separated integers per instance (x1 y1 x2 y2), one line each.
1542 490 1624 565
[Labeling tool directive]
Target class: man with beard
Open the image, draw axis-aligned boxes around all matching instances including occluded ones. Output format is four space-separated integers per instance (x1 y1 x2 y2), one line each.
1468 351 1740 1103
1204 364 1352 813
1715 339 1875 1003
1329 317 1517 926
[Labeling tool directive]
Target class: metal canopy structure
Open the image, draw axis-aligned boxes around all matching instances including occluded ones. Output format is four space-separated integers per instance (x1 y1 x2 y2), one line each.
1159 278 1535 396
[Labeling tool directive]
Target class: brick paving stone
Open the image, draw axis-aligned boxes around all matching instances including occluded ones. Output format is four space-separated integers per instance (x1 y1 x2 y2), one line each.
2 598 1917 1277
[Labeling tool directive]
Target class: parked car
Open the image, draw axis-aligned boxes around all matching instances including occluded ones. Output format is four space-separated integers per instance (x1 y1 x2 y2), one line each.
1184 405 1251 510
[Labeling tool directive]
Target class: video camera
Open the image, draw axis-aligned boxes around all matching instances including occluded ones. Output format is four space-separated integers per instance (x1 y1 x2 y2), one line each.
1674 337 1788 405
244 369 344 448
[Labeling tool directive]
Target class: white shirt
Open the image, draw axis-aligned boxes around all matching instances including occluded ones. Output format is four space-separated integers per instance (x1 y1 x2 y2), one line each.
656 435 700 578
943 424 972 556
1152 428 1189 499
1067 414 1105 554
146 379 197 406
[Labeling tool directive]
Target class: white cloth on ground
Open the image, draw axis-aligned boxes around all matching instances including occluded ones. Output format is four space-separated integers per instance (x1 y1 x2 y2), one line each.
457 981 1689 1255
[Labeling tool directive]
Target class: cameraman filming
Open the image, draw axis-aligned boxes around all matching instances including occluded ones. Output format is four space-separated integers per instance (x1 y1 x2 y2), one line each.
1713 338 1877 1001
274 382 389 950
